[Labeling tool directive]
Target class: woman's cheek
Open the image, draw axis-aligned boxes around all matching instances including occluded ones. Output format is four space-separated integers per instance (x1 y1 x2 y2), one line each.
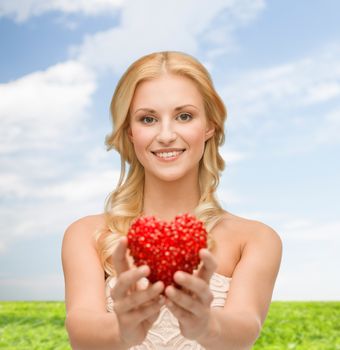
130 127 155 161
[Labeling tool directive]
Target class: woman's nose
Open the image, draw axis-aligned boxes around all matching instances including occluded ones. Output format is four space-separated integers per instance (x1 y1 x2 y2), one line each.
156 121 177 144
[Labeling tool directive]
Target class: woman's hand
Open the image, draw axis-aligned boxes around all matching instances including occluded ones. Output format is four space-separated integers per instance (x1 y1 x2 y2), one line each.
111 237 165 348
164 248 218 340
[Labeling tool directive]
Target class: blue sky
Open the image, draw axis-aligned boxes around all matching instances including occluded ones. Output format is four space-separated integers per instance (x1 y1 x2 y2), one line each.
0 0 339 301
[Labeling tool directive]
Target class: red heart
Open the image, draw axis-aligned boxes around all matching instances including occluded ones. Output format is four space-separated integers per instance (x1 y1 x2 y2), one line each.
127 213 207 287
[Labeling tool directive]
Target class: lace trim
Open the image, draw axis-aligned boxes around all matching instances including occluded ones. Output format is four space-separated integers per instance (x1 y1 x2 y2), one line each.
105 273 231 349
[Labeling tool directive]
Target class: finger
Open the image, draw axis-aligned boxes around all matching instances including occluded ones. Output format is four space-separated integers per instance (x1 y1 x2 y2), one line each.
196 249 217 283
112 237 130 276
145 295 165 324
165 297 192 320
173 271 213 306
112 265 150 300
146 302 163 324
165 285 203 317
124 296 165 327
114 280 164 313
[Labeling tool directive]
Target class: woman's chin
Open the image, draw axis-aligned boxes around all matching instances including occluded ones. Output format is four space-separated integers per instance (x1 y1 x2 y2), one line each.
146 170 188 183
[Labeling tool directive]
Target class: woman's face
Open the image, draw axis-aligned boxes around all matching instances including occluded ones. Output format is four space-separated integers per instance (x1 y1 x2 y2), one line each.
128 73 214 182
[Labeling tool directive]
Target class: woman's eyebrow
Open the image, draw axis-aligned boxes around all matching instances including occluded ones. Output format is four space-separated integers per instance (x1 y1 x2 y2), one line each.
174 104 199 111
133 104 198 115
133 108 157 115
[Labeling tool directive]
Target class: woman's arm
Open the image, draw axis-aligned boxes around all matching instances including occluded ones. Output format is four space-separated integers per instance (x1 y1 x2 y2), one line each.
62 216 164 350
165 221 282 350
65 309 126 350
62 216 127 349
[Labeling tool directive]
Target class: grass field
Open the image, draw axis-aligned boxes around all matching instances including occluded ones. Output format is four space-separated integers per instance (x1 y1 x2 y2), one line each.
0 301 339 349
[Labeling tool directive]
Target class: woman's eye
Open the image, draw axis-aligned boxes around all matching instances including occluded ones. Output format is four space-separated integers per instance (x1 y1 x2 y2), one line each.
177 113 192 122
140 116 156 124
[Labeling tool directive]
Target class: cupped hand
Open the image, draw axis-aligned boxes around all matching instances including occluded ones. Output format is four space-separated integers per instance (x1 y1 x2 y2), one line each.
111 237 165 347
164 248 217 340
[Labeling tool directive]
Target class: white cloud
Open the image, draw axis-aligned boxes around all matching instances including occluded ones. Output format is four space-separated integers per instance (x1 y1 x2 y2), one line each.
302 82 340 104
0 273 64 300
281 219 340 242
0 273 62 288
0 241 6 254
0 61 99 253
221 44 340 149
0 60 96 153
73 0 265 74
234 211 340 243
217 188 246 205
238 211 292 225
274 259 340 301
38 169 120 201
0 173 30 198
0 59 115 253
0 59 103 253
282 219 313 231
0 0 124 22
223 54 340 122
230 212 340 300
273 223 340 301
0 167 119 256
0 168 119 202
220 148 248 163
315 108 340 145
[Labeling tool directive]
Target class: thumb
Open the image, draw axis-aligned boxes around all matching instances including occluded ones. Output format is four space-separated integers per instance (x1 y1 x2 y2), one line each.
112 237 130 276
196 249 217 283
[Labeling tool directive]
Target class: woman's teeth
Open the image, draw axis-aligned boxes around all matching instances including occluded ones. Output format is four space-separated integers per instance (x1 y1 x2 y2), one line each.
154 150 184 158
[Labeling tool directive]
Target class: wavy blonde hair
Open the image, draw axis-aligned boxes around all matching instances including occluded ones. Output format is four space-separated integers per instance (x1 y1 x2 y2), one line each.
96 51 227 277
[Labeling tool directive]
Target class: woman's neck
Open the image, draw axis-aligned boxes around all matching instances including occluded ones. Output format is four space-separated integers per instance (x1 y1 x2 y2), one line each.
142 172 200 222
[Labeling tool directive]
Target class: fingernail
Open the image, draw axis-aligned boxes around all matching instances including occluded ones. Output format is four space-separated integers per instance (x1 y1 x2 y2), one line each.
139 265 149 274
200 248 208 256
175 272 184 282
166 286 175 297
155 281 164 289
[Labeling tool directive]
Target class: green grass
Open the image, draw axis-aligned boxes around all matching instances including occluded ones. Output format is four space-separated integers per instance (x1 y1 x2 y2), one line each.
0 301 339 349
253 302 340 350
0 302 69 350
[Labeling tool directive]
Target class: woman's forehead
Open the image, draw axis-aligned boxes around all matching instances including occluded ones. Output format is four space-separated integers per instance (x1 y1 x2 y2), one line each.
130 74 204 112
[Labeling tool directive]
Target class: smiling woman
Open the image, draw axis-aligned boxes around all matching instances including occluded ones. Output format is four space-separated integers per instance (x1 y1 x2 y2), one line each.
127 73 215 184
62 51 282 350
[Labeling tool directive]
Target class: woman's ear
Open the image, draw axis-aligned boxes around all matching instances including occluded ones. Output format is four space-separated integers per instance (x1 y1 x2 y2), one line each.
205 125 215 141
127 126 133 142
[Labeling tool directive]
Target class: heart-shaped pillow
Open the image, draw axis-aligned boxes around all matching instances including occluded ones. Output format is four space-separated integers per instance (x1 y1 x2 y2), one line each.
127 213 207 287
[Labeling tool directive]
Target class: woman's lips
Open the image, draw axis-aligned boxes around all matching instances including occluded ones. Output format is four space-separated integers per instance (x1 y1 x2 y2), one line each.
152 149 185 161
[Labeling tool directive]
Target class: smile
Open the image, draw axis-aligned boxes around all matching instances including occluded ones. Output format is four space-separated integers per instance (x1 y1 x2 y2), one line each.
152 150 185 160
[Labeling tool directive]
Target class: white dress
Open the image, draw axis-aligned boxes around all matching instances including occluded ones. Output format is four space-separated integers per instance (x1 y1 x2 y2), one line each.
105 273 232 349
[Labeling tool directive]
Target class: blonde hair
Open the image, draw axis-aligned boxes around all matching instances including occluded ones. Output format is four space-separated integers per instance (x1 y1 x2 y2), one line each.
96 51 227 277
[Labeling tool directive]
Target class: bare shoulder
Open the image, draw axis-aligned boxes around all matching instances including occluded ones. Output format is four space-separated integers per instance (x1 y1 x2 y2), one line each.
62 213 110 312
65 213 107 231
222 211 283 276
63 213 107 244
217 211 282 248
211 211 282 277
215 212 282 325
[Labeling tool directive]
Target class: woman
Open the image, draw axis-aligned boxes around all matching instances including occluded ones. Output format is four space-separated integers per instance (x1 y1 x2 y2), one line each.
62 51 282 349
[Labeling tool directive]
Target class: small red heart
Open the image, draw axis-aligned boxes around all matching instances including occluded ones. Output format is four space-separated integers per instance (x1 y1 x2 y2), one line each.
127 213 207 287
